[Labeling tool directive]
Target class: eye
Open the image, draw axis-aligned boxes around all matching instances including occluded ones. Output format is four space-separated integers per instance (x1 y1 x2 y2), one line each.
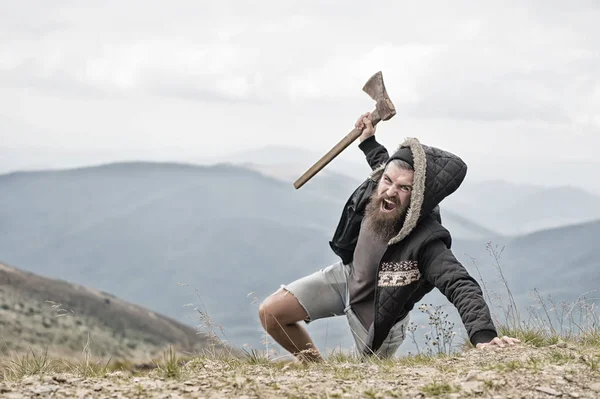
400 186 411 193
384 176 392 184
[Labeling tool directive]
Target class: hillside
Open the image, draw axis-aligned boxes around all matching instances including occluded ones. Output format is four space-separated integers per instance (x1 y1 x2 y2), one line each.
0 263 224 364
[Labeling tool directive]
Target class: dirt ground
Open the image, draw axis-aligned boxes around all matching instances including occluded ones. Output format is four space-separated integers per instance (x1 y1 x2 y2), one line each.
1 343 600 398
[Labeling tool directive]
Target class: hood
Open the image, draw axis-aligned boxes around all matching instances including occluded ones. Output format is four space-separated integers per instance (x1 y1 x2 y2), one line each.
369 137 467 246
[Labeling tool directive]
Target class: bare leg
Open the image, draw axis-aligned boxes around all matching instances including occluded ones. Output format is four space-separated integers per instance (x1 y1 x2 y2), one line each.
258 288 323 363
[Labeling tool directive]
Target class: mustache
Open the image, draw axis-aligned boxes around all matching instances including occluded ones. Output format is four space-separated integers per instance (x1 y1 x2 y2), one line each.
379 194 400 206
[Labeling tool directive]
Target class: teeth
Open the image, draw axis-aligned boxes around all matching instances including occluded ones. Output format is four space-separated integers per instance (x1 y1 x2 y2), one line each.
384 199 395 205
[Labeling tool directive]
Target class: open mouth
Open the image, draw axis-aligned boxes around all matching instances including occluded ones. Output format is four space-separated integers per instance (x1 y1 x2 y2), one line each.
381 198 397 213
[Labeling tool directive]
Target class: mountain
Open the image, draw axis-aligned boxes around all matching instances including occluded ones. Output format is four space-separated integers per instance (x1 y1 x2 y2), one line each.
220 145 600 236
0 262 223 363
242 162 502 240
203 145 372 180
0 162 346 351
1 162 598 356
439 179 600 235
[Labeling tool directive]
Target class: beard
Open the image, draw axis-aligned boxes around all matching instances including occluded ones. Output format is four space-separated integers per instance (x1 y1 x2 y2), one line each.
363 190 409 242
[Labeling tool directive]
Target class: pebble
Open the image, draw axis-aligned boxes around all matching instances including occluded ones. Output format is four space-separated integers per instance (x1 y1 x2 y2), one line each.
568 393 580 398
589 383 600 392
536 386 561 396
53 375 68 383
21 377 36 385
465 369 481 381
461 380 484 393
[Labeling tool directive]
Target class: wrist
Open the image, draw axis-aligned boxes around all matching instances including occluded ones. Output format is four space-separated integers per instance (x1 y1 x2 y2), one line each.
471 330 498 346
358 135 380 155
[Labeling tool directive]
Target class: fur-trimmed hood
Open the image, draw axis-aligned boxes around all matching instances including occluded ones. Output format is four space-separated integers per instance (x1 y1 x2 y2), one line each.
369 137 467 246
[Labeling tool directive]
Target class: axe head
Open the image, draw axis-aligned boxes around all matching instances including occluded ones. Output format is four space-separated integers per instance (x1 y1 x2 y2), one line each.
362 71 396 121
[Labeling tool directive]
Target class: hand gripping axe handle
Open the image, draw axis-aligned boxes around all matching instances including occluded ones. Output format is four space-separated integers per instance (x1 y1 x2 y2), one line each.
293 71 396 189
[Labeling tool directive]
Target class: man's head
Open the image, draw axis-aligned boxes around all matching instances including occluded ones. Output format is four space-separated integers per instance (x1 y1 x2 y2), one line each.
364 159 414 241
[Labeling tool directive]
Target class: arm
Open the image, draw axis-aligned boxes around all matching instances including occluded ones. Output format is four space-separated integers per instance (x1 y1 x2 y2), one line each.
420 238 498 346
358 135 389 170
355 112 389 170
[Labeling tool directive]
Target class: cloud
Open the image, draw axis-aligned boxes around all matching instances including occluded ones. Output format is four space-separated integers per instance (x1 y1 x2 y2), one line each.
0 0 598 173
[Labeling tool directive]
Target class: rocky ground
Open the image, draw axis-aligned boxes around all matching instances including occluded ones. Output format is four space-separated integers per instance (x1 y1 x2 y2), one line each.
1 342 599 398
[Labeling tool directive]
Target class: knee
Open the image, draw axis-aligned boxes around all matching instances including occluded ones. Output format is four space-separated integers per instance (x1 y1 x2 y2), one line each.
258 299 278 332
258 290 295 332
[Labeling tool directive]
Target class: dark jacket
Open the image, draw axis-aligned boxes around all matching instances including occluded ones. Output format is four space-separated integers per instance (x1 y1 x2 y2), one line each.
329 136 497 354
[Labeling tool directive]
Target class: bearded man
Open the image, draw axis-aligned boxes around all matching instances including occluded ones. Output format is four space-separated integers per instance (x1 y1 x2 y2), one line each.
259 112 519 362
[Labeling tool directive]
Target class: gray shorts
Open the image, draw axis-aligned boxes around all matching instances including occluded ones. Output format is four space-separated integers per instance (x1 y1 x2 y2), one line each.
281 261 409 358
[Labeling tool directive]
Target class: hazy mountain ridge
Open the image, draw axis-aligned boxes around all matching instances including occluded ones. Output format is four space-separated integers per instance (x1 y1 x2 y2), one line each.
221 145 600 236
1 161 598 353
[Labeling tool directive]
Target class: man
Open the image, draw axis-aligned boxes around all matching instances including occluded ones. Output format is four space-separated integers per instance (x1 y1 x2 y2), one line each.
259 112 519 362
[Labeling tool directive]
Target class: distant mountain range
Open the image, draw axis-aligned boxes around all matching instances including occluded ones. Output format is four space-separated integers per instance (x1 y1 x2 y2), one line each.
1 161 598 355
233 150 600 237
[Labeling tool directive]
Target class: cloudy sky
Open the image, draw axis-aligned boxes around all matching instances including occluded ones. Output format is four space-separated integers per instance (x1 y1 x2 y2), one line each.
2 1 599 189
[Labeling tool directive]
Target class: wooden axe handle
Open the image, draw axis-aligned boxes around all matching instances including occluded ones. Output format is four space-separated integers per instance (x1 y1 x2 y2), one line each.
293 109 382 189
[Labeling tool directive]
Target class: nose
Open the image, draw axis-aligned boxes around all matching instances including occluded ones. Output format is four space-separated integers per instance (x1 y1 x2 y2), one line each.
386 186 397 198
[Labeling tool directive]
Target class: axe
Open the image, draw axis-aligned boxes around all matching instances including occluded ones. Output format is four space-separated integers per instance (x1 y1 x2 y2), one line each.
293 71 396 189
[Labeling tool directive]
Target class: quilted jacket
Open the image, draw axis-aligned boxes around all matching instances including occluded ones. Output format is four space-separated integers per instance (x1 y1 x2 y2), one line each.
329 136 498 355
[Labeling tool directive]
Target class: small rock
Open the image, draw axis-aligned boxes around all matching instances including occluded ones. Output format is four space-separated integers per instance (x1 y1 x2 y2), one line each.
53 375 68 383
413 367 437 376
234 377 245 387
94 384 103 391
536 386 561 396
448 394 460 399
477 371 499 381
0 384 11 393
238 396 251 399
183 380 195 386
557 340 567 348
568 393 580 398
30 385 59 395
462 380 485 393
589 383 600 392
21 376 36 385
465 370 481 381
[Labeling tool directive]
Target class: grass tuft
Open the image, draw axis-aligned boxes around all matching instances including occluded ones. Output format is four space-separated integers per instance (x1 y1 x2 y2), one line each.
2 347 58 380
152 345 181 379
420 380 459 396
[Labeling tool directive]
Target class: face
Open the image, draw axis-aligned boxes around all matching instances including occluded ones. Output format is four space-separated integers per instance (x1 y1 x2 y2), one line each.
363 162 414 240
376 162 414 213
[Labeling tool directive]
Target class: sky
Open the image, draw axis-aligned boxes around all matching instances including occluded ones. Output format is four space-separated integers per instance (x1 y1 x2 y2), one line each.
1 1 599 190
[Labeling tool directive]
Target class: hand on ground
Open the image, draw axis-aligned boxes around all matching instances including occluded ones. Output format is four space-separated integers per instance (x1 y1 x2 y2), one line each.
476 336 521 349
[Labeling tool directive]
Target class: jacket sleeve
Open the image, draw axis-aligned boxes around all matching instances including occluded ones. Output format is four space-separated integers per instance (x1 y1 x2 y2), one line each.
358 135 389 170
419 238 498 346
